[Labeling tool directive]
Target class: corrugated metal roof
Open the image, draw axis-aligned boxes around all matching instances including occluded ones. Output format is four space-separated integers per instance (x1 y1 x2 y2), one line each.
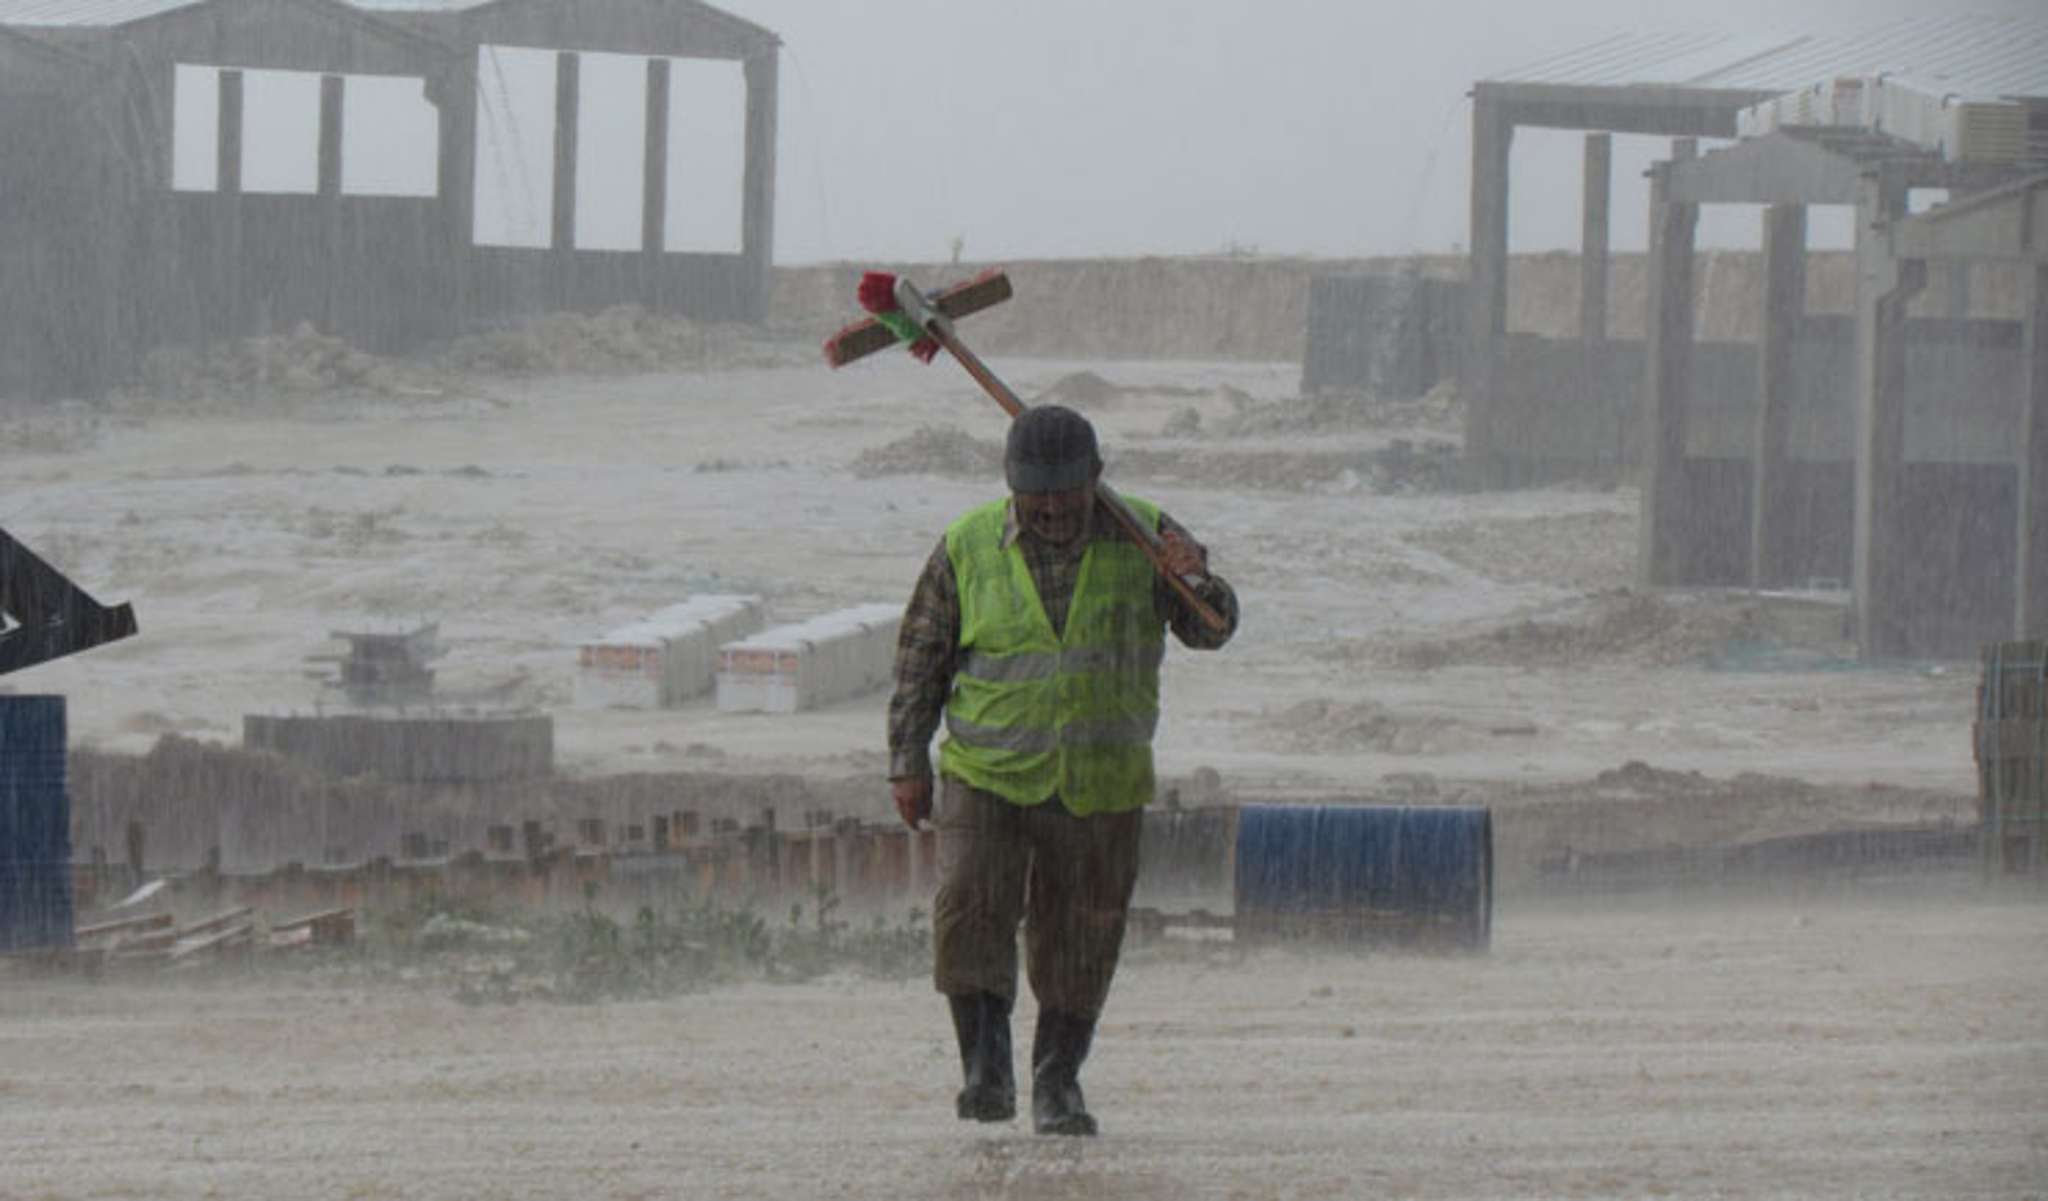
350 0 777 44
0 0 206 27
1494 14 2048 101
347 0 493 9
0 0 777 42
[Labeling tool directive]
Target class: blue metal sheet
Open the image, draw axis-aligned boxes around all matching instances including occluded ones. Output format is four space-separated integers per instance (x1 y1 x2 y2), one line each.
1234 803 1492 946
0 695 72 953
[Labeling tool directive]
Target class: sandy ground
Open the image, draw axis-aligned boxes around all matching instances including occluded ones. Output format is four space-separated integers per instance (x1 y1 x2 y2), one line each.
4 346 2040 1199
2 891 2043 1200
3 352 1982 800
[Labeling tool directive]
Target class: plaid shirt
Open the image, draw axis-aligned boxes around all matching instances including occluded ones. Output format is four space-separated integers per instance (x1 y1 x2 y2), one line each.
887 498 1239 779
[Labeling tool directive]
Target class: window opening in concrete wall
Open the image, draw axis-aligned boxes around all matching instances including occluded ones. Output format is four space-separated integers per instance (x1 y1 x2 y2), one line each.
241 69 321 194
1907 188 1950 215
664 57 744 254
170 63 219 192
473 44 555 248
343 75 439 197
574 51 646 250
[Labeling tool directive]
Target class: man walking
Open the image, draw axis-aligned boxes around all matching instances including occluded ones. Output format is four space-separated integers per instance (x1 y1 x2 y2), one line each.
886 403 1239 1136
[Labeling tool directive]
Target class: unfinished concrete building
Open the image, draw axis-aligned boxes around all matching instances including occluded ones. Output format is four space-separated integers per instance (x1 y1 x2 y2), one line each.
1465 14 2048 657
0 0 778 397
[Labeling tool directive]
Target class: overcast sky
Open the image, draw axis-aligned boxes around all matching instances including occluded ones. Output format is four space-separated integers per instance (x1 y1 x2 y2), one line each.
710 0 2044 265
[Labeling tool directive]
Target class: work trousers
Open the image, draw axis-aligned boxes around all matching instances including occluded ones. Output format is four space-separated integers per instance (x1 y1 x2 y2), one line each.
931 774 1145 1019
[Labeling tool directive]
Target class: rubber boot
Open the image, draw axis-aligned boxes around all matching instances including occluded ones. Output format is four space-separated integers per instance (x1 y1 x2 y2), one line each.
1030 1009 1099 1136
947 992 1016 1122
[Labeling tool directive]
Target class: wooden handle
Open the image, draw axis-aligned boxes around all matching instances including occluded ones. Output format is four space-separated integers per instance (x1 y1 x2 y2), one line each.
917 315 1232 634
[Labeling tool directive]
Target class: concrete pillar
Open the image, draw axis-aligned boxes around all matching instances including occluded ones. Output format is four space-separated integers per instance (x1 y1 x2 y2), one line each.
317 74 343 197
318 74 345 334
1850 171 1921 657
551 50 581 307
1464 92 1513 481
642 57 671 260
1750 203 1807 590
2015 265 2048 637
1945 261 1971 321
1637 139 1698 588
214 70 244 342
433 51 478 321
741 49 779 321
216 70 242 194
1580 133 1611 346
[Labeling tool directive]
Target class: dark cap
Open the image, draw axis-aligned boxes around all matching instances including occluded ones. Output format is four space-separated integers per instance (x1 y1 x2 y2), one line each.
1005 404 1100 493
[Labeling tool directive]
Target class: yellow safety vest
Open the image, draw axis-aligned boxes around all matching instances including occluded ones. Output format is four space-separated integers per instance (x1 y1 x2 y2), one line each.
938 497 1164 816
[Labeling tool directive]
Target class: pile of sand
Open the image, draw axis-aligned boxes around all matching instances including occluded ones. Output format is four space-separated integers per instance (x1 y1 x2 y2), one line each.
1117 440 1461 494
1260 698 1474 755
132 323 442 403
1209 379 1462 437
1481 760 1973 884
1385 588 1764 671
1405 508 1637 591
437 306 796 377
1032 370 1128 409
849 425 1004 478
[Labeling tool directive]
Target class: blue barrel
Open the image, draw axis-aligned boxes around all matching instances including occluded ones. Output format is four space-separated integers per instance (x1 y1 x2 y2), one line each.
0 696 73 953
1233 804 1491 949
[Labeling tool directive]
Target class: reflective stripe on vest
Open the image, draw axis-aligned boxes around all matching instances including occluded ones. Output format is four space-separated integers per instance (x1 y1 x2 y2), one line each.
944 710 1161 754
959 643 1167 685
938 496 1164 816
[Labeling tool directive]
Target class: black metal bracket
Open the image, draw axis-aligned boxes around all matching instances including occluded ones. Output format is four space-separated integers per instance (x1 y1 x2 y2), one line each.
0 526 139 677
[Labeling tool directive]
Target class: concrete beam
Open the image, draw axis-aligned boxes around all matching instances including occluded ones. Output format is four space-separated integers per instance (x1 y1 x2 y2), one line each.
1475 81 1767 136
1667 131 1864 205
1888 172 2048 263
1750 203 1806 591
1851 173 1922 657
1638 139 1699 589
1580 133 1611 345
2017 265 2048 637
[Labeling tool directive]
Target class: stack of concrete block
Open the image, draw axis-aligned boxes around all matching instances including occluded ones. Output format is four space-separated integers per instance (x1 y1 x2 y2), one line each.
575 595 765 709
715 603 904 714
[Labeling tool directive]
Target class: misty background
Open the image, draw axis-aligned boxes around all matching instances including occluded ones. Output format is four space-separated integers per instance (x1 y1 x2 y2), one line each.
182 0 2042 267
722 0 2044 263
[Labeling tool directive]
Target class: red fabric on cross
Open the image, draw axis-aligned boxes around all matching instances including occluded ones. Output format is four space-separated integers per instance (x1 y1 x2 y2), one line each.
857 272 899 315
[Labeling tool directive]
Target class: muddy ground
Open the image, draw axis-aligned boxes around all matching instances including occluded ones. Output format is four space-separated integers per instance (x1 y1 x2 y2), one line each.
3 893 2042 1199
2 318 2039 1198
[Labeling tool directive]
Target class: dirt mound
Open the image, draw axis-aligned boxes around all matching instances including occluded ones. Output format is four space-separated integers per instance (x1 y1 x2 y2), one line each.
1386 589 1762 670
1404 508 1635 591
1480 760 1973 886
437 305 796 376
133 323 446 403
849 425 1004 478
1260 698 1474 755
1213 380 1462 437
1034 370 1125 409
847 432 1462 493
1117 439 1462 493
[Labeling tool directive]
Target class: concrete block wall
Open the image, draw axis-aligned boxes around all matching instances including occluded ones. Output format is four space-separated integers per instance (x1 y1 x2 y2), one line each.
574 594 765 710
716 603 903 714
